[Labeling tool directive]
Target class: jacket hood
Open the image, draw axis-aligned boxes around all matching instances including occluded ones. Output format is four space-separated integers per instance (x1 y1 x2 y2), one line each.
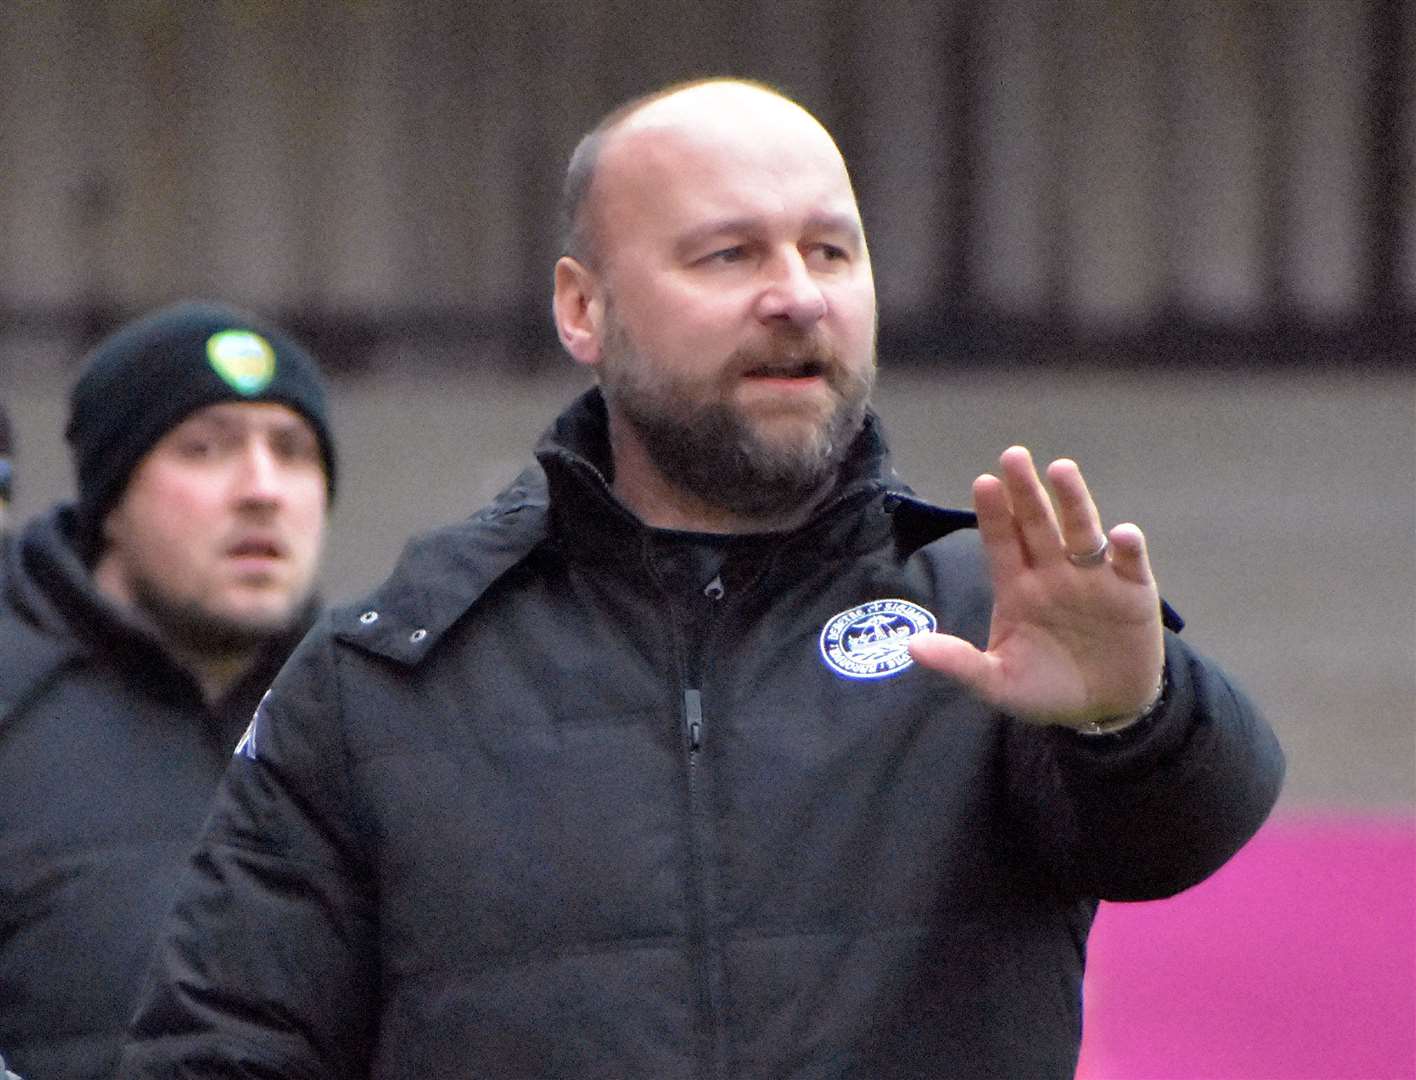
3 505 126 646
331 461 550 666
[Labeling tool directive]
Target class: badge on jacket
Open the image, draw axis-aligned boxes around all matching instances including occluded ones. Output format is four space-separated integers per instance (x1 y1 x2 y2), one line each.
820 599 936 680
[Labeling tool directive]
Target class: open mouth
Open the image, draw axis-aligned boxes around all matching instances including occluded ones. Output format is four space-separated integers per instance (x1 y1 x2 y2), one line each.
228 539 283 560
742 358 827 380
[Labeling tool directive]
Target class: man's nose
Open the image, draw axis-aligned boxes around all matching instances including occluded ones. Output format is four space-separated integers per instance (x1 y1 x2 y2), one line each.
233 440 284 504
755 249 828 327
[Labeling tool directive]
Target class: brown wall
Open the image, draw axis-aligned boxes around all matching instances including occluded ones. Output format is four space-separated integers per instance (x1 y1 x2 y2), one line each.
2 0 1413 344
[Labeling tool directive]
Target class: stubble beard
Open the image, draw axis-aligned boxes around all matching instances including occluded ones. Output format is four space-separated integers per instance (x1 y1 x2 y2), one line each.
598 312 876 521
129 573 307 658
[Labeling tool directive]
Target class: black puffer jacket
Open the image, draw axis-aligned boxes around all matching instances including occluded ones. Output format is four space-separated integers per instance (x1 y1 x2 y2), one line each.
123 390 1284 1079
0 507 314 1080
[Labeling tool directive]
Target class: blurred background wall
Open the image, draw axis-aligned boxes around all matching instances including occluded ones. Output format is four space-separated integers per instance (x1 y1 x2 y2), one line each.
1 2 1413 1074
2 0 1415 356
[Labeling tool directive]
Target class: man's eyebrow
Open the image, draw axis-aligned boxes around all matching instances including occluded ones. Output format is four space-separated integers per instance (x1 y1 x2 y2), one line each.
673 212 864 257
804 211 865 241
673 218 759 257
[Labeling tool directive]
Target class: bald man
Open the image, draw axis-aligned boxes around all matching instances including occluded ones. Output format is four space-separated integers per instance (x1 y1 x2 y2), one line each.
123 79 1283 1079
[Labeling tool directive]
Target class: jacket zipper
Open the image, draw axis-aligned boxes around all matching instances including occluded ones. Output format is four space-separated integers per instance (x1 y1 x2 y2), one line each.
682 686 727 1079
685 688 704 754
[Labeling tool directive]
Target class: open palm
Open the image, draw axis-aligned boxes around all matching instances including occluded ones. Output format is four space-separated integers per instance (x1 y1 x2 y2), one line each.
908 446 1165 729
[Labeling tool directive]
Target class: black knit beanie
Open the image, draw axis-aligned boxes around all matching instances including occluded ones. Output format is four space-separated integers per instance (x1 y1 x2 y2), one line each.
65 300 337 555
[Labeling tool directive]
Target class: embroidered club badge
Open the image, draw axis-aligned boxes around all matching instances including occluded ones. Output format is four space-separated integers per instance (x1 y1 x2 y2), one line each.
819 598 937 680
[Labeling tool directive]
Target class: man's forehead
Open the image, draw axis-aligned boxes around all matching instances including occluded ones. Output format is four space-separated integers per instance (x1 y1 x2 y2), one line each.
595 86 858 230
609 84 839 170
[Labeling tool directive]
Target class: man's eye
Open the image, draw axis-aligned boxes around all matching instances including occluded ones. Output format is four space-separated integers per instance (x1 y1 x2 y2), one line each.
273 436 322 464
706 246 748 264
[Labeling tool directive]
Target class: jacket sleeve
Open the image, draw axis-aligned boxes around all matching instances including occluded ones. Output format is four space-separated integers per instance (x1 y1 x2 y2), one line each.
1007 629 1286 902
120 624 378 1079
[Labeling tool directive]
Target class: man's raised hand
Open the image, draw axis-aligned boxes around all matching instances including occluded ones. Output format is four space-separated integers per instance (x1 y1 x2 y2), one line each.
908 446 1165 730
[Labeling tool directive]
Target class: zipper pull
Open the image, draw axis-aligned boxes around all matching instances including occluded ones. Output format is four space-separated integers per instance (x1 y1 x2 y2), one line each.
684 688 704 752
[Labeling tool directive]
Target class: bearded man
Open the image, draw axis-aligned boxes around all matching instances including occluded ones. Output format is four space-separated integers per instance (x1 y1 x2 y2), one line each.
0 301 336 1080
123 81 1282 1079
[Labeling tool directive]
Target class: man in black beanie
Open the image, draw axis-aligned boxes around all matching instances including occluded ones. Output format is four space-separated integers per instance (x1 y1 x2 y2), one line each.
0 300 337 1080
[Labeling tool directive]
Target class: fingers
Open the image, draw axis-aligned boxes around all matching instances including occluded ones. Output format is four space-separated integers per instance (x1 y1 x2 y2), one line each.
977 446 1096 569
1106 521 1155 586
907 631 996 694
997 446 1064 566
976 447 1147 578
971 472 1026 579
1045 457 1106 562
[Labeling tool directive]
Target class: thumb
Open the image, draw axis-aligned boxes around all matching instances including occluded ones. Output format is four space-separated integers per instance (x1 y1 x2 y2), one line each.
908 631 994 693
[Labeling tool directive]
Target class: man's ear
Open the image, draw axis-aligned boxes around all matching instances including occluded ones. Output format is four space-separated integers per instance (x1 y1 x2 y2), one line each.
553 256 605 367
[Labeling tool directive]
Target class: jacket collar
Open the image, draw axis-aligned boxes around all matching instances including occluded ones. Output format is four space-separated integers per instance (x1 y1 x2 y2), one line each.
333 462 551 665
535 387 911 566
338 388 976 668
538 385 897 493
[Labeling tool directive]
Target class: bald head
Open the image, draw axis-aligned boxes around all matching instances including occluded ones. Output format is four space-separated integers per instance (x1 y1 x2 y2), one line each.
561 79 856 271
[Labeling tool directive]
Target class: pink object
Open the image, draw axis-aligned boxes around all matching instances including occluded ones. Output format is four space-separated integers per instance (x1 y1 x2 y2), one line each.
1078 813 1416 1080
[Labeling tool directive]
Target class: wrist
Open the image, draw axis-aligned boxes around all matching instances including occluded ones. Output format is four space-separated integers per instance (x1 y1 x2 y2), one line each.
1075 667 1168 737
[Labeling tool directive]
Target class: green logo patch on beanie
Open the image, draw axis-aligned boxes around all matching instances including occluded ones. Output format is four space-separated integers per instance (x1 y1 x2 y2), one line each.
206 330 276 394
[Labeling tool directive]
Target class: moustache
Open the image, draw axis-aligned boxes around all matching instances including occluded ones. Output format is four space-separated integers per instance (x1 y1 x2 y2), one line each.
726 337 845 386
